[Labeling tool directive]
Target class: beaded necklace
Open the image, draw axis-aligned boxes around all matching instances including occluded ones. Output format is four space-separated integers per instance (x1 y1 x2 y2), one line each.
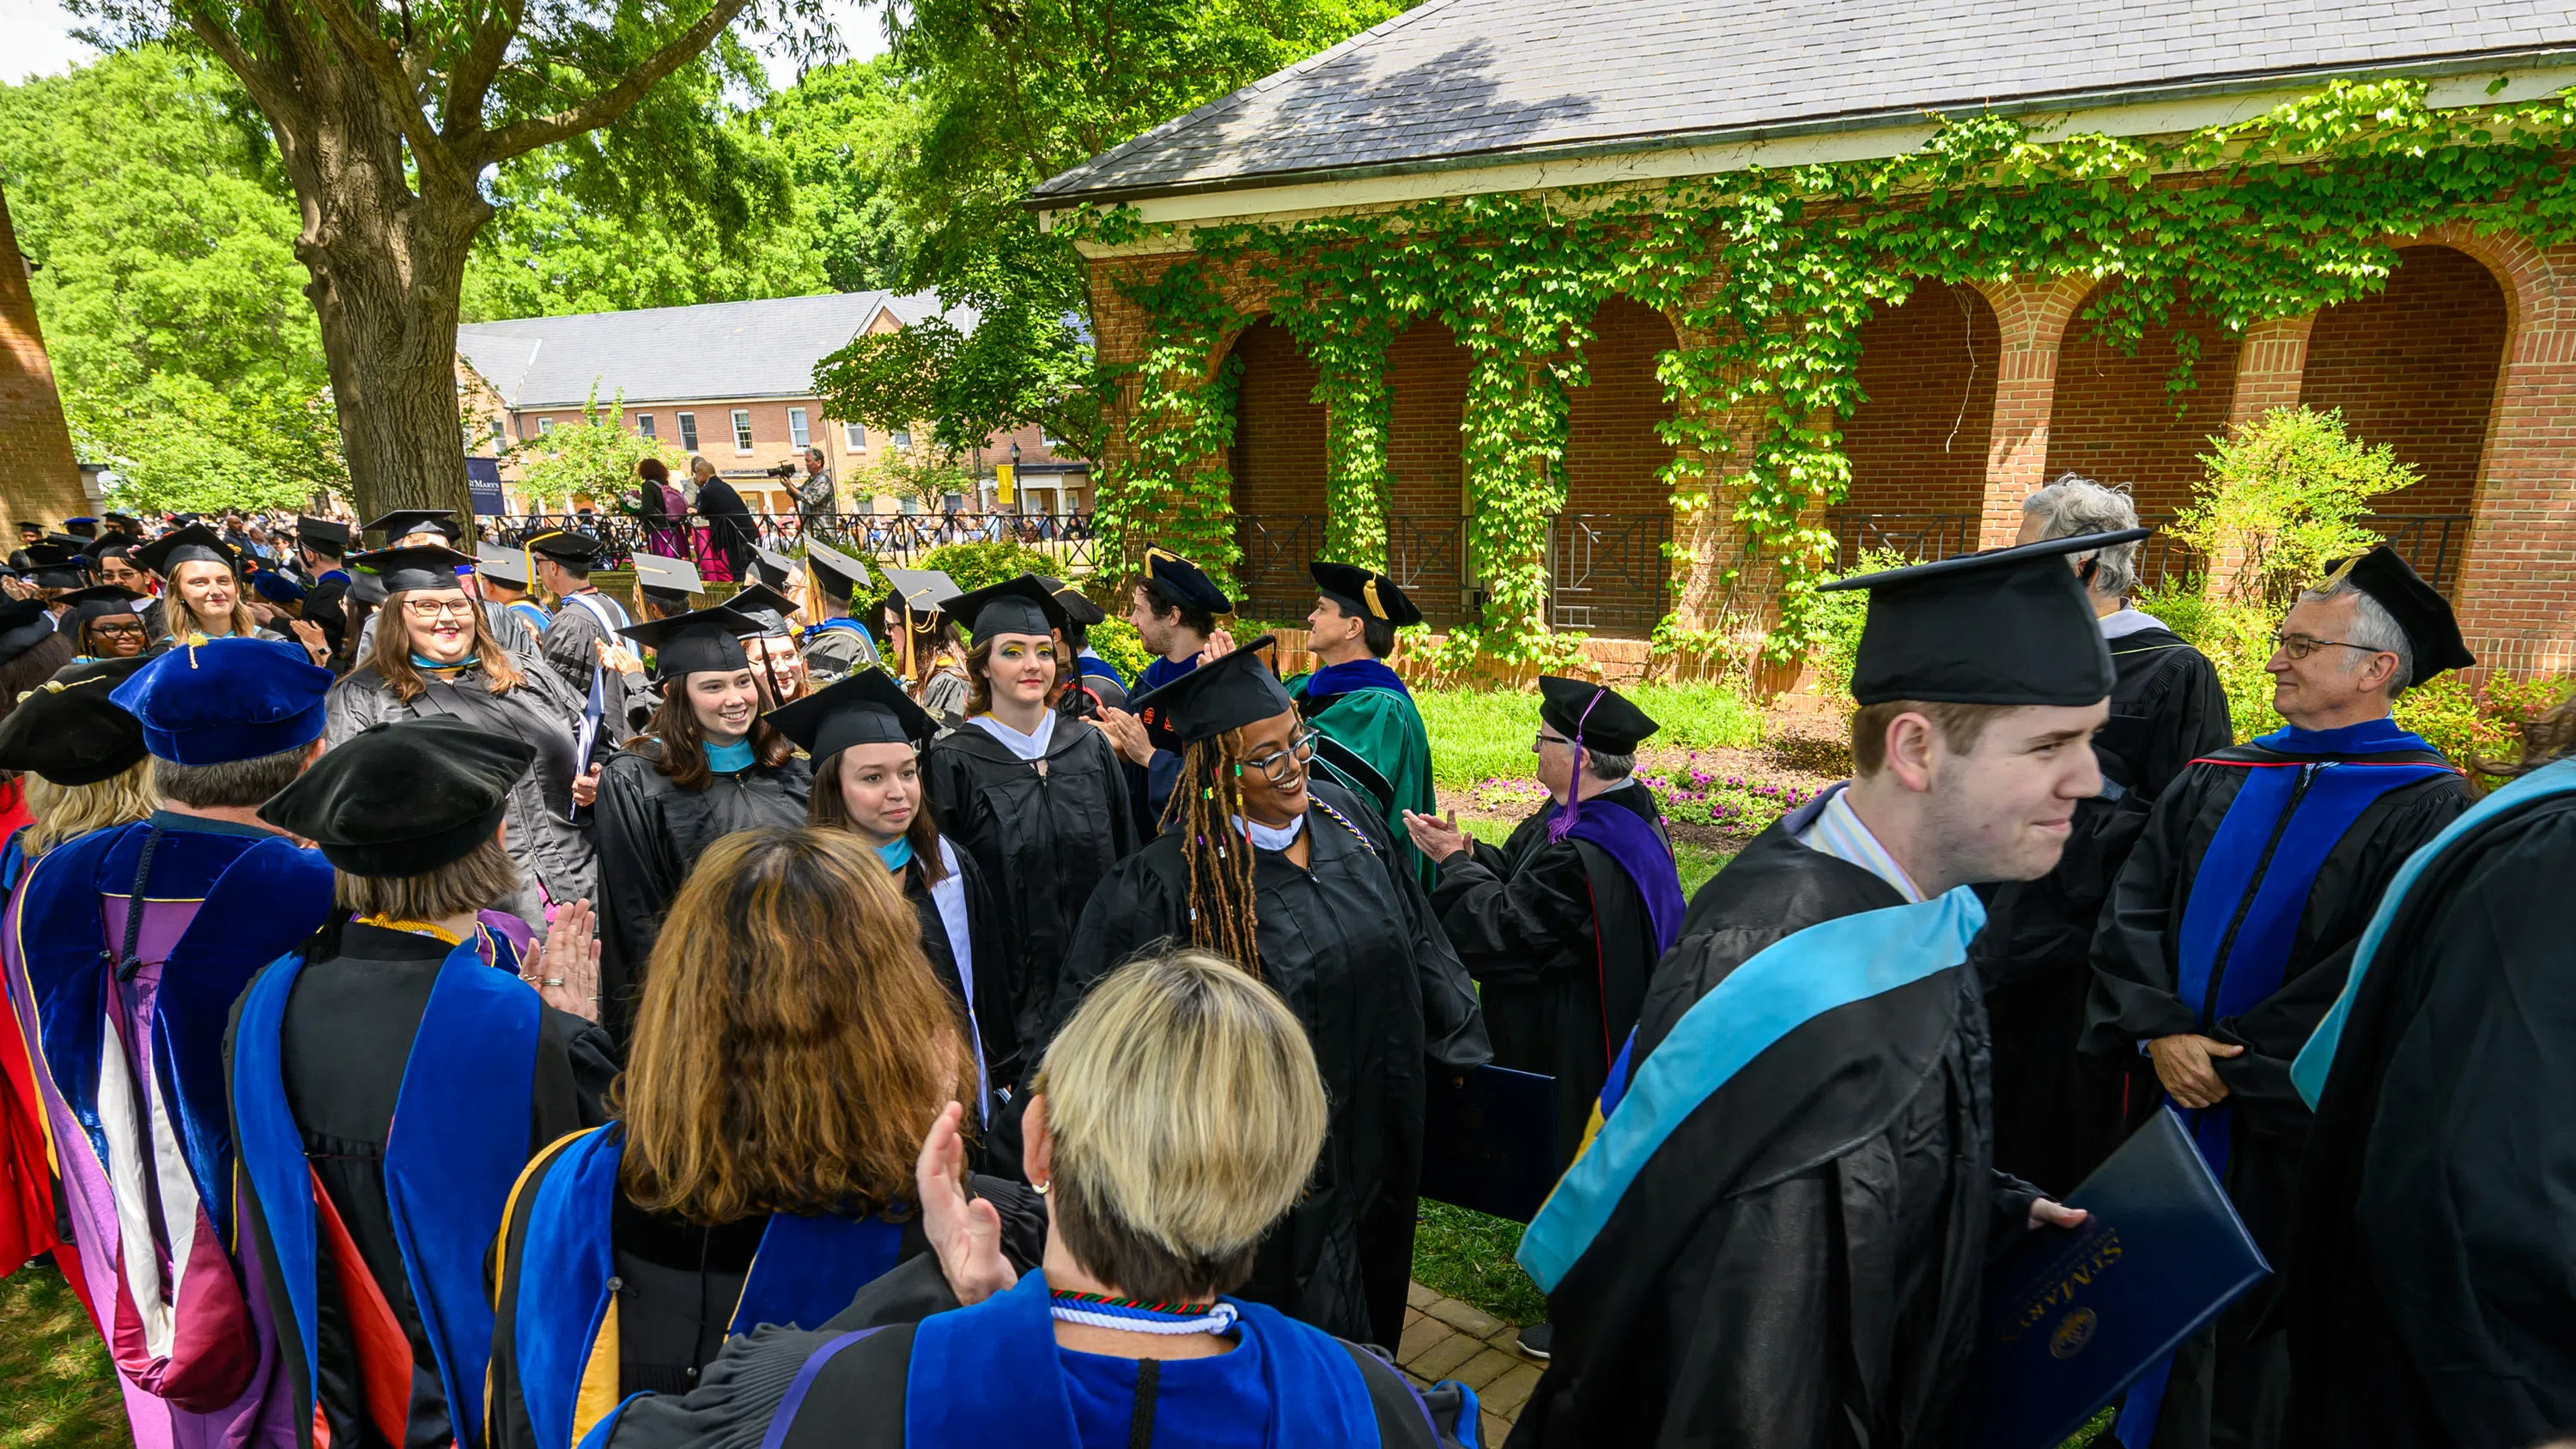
1047 1289 1239 1337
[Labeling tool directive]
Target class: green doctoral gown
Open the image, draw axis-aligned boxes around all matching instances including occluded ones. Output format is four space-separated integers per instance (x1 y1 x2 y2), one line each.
1289 663 1437 887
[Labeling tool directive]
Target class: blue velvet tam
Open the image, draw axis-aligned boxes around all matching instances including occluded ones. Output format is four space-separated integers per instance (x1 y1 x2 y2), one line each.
251 570 307 604
109 636 332 765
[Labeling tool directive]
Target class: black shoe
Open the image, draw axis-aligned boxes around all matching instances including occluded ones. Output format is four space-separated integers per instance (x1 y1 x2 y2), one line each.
1516 1321 1552 1361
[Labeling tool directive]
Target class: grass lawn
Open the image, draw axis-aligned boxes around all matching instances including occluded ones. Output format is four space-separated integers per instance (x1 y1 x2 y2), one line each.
1 1262 120 1449
1413 1202 1548 1326
1416 684 1765 790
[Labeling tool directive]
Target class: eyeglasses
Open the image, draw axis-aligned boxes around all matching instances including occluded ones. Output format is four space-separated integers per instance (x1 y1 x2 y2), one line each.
1534 731 1575 750
403 598 477 620
1238 727 1318 783
2269 630 2383 662
91 620 146 635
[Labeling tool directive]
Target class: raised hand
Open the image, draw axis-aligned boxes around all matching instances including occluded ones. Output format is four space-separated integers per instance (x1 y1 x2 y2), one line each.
914 1101 1017 1307
1095 706 1154 767
1401 807 1471 863
527 897 603 1021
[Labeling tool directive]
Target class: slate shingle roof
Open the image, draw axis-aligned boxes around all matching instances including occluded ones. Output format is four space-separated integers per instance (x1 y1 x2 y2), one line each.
456 291 963 409
1032 0 2576 203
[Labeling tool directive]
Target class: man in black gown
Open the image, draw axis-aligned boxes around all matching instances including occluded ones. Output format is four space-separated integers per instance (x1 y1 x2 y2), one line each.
1508 535 2123 1449
2280 698 2576 1449
292 515 354 669
2083 545 2472 1449
1977 477 2233 1196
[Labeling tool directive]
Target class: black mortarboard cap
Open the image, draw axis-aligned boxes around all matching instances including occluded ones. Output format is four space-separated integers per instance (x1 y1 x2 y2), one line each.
1817 530 2146 706
135 524 237 578
349 544 476 595
297 515 351 555
1128 638 1292 749
751 547 799 591
24 541 88 590
258 717 535 876
0 597 56 666
0 652 151 785
349 567 387 607
41 533 88 554
60 585 148 625
82 535 136 562
1309 561 1422 628
2316 544 2474 687
363 508 462 543
524 530 603 564
1143 547 1233 615
64 518 97 538
764 667 932 763
631 552 703 605
1037 575 1104 627
945 573 1066 642
618 606 755 678
476 544 533 588
1538 676 1661 755
726 582 799 638
804 540 872 597
879 567 956 619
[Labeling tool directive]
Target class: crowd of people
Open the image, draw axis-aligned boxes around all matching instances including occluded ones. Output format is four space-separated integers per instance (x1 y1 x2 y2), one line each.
0 474 2566 1449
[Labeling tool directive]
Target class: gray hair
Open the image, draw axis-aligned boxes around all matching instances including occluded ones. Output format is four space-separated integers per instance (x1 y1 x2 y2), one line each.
2021 473 2142 597
2301 578 2415 698
154 743 313 809
1583 748 1635 782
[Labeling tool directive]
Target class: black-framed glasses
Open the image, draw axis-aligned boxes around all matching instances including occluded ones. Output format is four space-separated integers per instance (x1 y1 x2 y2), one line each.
90 619 147 635
1238 727 1318 783
2269 630 2383 661
403 598 477 620
1534 731 1575 750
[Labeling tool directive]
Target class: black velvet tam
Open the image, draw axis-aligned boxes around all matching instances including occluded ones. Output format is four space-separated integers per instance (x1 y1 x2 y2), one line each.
260 717 536 876
0 653 151 785
944 573 1066 642
764 667 932 764
1130 637 1292 748
1538 676 1661 755
618 606 756 679
1143 547 1233 615
1815 529 2147 706
1309 561 1424 627
2319 544 2475 686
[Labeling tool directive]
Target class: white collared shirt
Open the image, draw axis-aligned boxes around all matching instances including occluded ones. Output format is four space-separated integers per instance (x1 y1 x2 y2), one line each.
968 709 1057 761
1795 785 1929 903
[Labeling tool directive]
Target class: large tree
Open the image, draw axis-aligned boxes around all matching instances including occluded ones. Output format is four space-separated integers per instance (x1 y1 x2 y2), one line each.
69 0 826 518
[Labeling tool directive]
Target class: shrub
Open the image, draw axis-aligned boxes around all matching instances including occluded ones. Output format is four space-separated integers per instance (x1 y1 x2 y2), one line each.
913 539 1065 592
1084 618 1154 682
2174 407 2417 611
2135 581 2285 743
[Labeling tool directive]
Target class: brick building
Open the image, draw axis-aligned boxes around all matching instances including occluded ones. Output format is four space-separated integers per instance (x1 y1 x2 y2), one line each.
455 292 1093 517
0 178 86 527
1032 0 2576 669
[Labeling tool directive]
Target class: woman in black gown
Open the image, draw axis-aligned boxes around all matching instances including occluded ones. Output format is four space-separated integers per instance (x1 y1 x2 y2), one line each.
1048 641 1488 1350
921 575 1141 1048
769 669 1018 1119
592 606 811 1043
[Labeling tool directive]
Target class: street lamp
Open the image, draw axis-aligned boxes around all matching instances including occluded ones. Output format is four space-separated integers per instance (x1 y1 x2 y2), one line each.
1009 440 1022 515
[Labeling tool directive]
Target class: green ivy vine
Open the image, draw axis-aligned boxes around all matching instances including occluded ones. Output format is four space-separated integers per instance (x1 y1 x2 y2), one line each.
1094 258 1249 593
1083 77 2576 660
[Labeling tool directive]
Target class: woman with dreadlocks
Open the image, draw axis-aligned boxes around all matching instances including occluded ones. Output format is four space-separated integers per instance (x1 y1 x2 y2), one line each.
1047 640 1488 1351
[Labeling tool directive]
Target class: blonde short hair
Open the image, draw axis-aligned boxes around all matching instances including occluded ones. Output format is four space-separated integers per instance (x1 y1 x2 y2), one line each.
1036 949 1327 1301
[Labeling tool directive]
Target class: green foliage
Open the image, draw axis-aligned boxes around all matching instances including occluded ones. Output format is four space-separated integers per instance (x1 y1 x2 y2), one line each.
2177 407 2418 610
1084 618 1155 682
1095 261 1249 586
760 56 919 294
852 446 974 512
1414 682 1764 789
911 539 1063 591
2393 672 2575 771
1103 78 2576 659
2135 581 2287 743
508 391 694 510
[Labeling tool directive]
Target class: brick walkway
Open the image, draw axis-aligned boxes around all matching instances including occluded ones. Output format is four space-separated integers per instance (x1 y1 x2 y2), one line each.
1396 1280 1539 1446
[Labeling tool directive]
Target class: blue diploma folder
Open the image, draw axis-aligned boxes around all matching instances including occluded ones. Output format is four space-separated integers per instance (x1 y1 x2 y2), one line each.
1420 1064 1559 1223
1970 1109 2270 1449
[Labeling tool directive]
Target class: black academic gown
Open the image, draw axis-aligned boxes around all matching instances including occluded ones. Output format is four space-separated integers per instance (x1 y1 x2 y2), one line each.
303 570 350 670
1049 782 1490 1350
2082 736 2464 1449
900 846 1023 1112
1427 781 1668 1170
1510 809 2038 1449
922 718 1142 1046
1976 621 2232 1194
2282 780 2576 1449
694 481 756 579
228 924 616 1449
592 742 812 1045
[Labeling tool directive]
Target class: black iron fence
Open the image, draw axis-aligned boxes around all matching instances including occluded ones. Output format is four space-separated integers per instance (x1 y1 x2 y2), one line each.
482 511 1103 578
1547 513 1671 637
1824 510 2470 594
1235 512 1669 637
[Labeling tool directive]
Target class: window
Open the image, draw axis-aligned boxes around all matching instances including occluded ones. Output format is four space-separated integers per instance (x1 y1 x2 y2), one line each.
490 419 506 449
843 421 866 448
892 427 913 450
537 416 554 435
900 495 920 515
637 414 656 440
677 411 699 452
732 409 754 452
787 407 810 449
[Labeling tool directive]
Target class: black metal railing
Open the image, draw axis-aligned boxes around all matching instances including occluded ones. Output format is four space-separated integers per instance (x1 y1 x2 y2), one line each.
1548 514 1670 636
1235 515 1327 621
1234 512 1671 637
482 511 1102 578
1823 510 2470 595
1824 511 1981 566
2373 513 2470 592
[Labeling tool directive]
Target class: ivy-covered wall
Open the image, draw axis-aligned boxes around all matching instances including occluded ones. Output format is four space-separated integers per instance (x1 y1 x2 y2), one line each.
1075 81 2576 670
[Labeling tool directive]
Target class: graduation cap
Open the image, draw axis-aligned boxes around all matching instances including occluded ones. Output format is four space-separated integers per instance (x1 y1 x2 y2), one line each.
0 653 152 785
944 573 1067 642
476 544 534 590
64 518 98 539
751 547 799 591
1143 547 1234 615
1815 530 2148 706
631 552 703 610
1128 637 1292 749
523 530 604 565
41 532 89 554
258 717 536 876
803 539 872 601
81 535 135 562
349 544 476 595
349 567 387 607
1310 561 1423 627
0 597 56 667
110 636 332 765
726 582 799 638
362 508 461 544
764 667 933 764
297 515 351 557
1539 677 1661 756
135 524 238 578
880 567 957 621
1038 575 1105 627
59 584 148 626
2315 545 2475 687
103 512 138 530
21 541 89 591
618 605 756 679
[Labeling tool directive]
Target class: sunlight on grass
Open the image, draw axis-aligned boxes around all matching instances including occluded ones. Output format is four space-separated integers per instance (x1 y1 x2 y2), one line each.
1 1263 122 1449
1417 684 1764 790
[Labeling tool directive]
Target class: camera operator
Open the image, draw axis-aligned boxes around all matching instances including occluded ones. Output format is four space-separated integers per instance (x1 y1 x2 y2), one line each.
793 446 835 531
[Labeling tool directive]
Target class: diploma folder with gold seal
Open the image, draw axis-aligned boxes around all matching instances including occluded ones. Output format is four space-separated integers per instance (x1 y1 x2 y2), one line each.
1970 1108 2270 1449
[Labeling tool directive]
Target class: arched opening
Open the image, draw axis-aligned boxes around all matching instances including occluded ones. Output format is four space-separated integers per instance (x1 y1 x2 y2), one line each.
1224 317 1328 620
1836 283 2001 564
2298 246 2506 592
2044 288 2242 521
1557 297 1680 637
1385 318 1473 629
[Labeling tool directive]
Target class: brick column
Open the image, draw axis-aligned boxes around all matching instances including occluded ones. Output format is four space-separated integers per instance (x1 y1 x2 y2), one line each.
1971 276 2093 548
2226 314 2315 426
0 180 84 526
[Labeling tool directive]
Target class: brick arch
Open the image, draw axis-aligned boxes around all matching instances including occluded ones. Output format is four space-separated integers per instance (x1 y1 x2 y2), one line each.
1223 315 1328 618
2299 246 2507 525
2041 283 2242 518
1839 283 2002 534
2387 221 2561 341
1557 297 1680 637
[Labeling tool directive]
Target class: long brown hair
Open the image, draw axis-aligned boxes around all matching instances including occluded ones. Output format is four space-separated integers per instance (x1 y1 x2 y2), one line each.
629 675 796 791
366 589 525 702
805 747 948 884
1161 726 1265 978
615 828 969 1223
963 631 1074 718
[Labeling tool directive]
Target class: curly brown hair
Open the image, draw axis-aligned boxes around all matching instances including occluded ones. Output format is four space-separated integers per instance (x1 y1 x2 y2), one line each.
614 828 969 1223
